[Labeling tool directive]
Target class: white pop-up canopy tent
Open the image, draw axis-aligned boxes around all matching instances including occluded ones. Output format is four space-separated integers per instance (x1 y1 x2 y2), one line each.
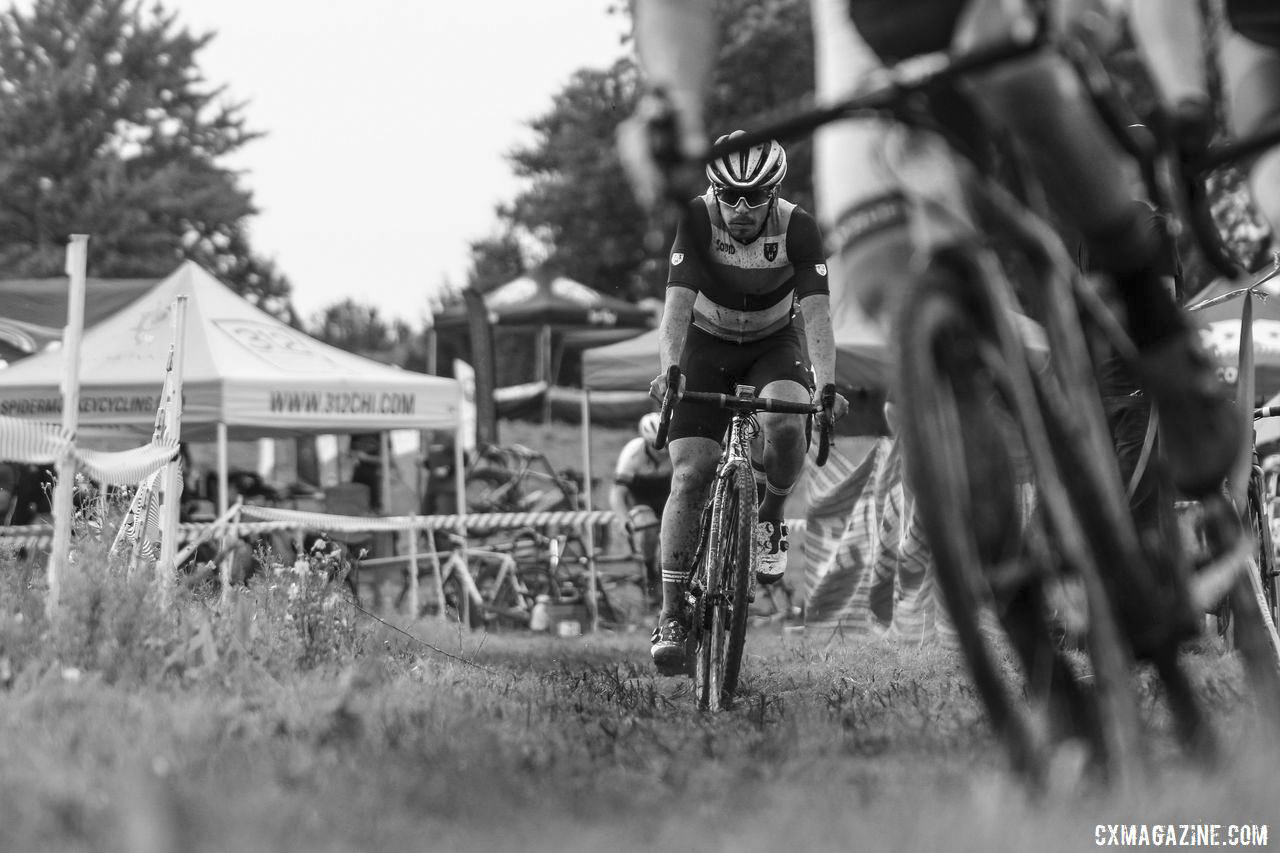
0 261 464 510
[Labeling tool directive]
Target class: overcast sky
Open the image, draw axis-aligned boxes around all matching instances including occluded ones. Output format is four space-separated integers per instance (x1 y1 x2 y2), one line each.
167 0 631 328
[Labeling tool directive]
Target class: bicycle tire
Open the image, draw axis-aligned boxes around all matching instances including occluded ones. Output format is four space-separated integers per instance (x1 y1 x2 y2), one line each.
440 571 482 629
719 460 758 703
897 251 1145 783
1027 364 1189 767
1249 485 1278 626
1026 264 1211 765
464 468 516 513
895 263 1045 779
1226 488 1280 719
693 459 756 711
1214 486 1266 644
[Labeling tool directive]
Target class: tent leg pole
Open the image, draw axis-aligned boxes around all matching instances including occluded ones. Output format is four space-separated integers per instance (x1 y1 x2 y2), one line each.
408 514 419 618
217 422 229 519
581 389 599 633
379 430 392 517
217 422 230 603
454 417 468 613
541 323 553 425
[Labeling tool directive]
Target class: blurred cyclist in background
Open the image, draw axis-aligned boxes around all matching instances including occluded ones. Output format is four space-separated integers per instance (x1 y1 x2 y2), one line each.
610 412 673 603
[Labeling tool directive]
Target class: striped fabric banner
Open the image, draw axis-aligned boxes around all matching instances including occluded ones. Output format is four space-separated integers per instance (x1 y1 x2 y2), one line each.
0 415 178 486
77 441 179 487
802 437 953 644
111 469 163 559
0 416 71 464
803 438 884 633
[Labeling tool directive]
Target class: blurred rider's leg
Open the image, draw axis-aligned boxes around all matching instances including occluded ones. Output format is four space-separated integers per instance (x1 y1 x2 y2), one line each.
650 436 719 673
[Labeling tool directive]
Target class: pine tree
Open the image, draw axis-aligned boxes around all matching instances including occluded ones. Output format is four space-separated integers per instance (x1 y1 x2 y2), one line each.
0 0 290 316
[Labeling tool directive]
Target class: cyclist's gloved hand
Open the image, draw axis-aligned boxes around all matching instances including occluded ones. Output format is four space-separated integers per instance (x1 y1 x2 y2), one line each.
617 87 709 213
817 389 849 433
649 369 685 403
831 391 849 424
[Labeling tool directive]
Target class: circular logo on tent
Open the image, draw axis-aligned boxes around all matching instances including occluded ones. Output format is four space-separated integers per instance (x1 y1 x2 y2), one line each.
213 319 337 372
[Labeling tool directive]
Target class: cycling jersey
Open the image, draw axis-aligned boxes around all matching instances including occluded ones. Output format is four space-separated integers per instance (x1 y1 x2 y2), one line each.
614 437 673 514
667 191 829 343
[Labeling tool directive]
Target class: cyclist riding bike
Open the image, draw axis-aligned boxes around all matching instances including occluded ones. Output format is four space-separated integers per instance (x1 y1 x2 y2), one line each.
620 0 1241 508
609 412 674 596
643 131 850 675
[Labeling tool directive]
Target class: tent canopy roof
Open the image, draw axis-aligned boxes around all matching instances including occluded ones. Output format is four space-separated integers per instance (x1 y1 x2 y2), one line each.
0 261 460 440
435 273 652 330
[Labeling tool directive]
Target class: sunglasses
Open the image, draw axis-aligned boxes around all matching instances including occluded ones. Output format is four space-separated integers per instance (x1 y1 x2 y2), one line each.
714 186 775 209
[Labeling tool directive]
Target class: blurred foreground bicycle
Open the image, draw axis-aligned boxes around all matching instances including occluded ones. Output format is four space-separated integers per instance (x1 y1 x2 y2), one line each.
692 33 1227 785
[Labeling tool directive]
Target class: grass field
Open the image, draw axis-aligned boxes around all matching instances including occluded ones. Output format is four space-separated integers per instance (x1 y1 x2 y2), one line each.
2 428 1277 852
0 537 1277 853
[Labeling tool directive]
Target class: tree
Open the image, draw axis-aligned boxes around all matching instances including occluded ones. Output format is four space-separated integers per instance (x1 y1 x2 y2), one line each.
465 228 524 293
504 59 650 297
310 299 396 358
309 297 431 372
0 0 290 315
484 0 814 302
707 0 815 210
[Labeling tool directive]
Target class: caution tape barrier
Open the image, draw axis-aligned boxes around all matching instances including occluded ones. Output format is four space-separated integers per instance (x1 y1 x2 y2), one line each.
0 510 809 556
238 505 619 533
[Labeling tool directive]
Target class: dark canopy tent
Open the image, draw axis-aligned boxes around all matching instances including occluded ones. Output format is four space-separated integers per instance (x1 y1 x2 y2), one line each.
582 302 891 435
435 271 651 376
0 277 157 363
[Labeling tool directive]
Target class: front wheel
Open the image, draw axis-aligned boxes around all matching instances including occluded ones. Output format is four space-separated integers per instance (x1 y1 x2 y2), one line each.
693 459 756 711
895 268 1041 778
895 251 1142 784
1250 484 1278 626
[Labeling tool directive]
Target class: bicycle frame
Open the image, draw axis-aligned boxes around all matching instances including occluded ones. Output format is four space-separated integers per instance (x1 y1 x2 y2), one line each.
683 387 762 601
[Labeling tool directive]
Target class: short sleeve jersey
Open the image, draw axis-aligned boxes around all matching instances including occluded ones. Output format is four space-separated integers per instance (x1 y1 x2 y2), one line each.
667 191 828 343
614 437 673 511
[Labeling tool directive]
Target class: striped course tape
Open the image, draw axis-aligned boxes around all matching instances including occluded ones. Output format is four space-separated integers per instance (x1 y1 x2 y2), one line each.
0 512 807 554
238 505 619 533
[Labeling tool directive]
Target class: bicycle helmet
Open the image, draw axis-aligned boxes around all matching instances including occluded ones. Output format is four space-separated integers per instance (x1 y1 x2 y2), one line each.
706 130 788 191
639 412 662 447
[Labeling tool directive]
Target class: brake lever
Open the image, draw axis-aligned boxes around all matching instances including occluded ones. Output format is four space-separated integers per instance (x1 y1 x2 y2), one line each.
816 384 835 467
655 365 682 450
